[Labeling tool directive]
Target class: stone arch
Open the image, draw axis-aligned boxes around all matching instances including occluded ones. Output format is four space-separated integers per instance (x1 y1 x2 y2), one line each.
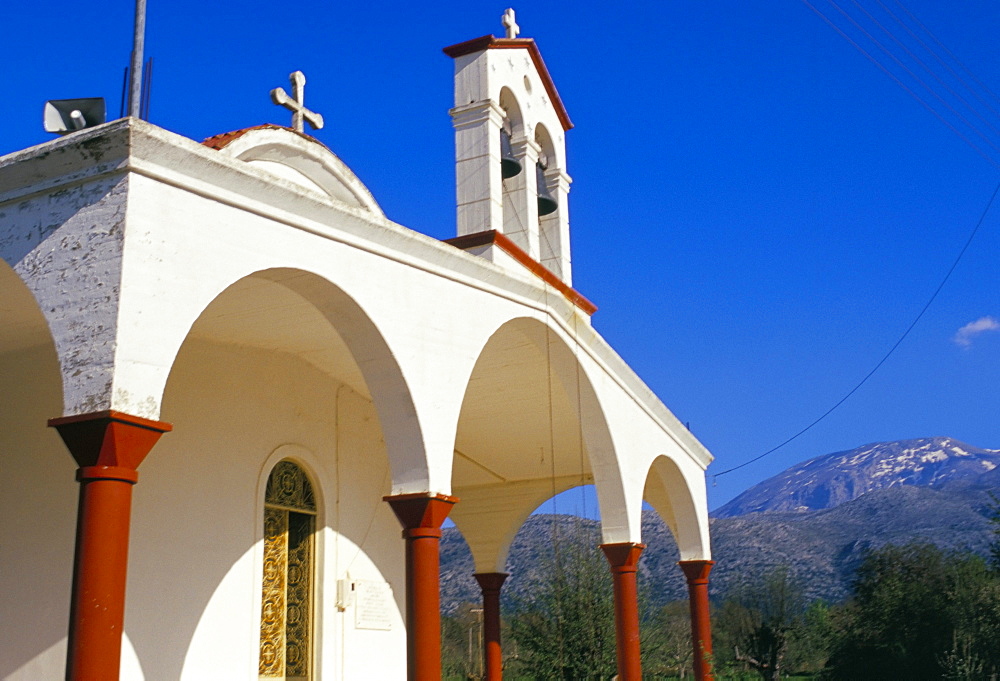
0 260 60 381
643 455 710 561
122 267 413 678
0 260 75 679
449 315 627 574
1 169 128 420
155 266 427 491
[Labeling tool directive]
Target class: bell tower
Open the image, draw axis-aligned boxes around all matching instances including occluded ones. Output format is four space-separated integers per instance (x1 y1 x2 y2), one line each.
444 9 574 283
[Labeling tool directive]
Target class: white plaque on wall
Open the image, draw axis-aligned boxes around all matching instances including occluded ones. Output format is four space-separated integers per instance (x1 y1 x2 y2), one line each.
354 580 394 630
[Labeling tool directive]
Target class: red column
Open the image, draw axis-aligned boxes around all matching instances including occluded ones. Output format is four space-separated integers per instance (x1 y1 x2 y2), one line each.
384 492 458 681
474 572 508 681
48 410 171 681
679 559 715 681
601 542 645 681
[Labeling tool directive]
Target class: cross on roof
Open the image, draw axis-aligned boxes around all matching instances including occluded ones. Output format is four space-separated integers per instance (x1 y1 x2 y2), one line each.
502 8 519 39
270 71 324 134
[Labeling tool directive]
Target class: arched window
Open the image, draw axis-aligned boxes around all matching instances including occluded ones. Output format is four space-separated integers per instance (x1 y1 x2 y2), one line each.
259 460 316 680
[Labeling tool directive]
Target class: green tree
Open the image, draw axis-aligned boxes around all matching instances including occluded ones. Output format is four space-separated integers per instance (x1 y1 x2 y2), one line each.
715 567 804 681
642 600 694 679
987 491 1000 571
822 543 1000 681
442 603 486 680
505 519 617 680
785 599 833 675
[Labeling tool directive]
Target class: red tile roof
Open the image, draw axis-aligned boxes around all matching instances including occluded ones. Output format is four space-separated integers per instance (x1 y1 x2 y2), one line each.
201 124 324 150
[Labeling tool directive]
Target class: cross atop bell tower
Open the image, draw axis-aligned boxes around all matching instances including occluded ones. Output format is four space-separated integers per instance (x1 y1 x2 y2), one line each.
501 8 519 38
443 9 575 284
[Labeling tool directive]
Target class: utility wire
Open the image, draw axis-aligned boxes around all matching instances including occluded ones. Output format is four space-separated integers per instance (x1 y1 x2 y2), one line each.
850 0 1000 142
878 0 1000 125
889 0 1000 113
714 180 1000 479
800 0 1000 168
826 0 1000 158
857 0 1000 161
717 2 1000 478
716 0 1000 477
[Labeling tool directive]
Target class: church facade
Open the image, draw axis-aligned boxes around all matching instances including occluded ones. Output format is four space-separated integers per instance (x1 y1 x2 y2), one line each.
0 13 715 681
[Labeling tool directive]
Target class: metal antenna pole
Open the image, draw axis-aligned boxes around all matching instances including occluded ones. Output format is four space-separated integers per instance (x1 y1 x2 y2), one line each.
129 0 146 118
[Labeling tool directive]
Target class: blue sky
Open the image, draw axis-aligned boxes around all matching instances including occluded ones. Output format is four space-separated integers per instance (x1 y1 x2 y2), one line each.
3 2 998 512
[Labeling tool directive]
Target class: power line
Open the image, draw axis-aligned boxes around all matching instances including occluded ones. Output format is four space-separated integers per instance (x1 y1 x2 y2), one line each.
849 0 1000 143
800 0 1000 168
877 0 1000 126
713 178 1000 480
713 2 1000 479
889 0 1000 113
826 0 1000 158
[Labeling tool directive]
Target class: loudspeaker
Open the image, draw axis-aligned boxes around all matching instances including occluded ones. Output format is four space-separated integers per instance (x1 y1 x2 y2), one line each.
43 98 107 134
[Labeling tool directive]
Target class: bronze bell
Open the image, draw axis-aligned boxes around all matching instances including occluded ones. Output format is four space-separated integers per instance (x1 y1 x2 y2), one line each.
536 163 558 216
500 129 522 179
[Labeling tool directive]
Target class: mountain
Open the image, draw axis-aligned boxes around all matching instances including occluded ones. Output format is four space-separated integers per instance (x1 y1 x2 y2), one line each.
713 437 1000 518
439 437 1000 611
704 482 995 603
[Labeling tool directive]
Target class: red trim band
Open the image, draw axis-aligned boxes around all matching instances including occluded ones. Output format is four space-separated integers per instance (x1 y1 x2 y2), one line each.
77 466 140 484
445 230 597 316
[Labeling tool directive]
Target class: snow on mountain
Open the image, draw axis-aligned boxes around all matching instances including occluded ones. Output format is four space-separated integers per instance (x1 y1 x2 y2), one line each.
713 437 1000 518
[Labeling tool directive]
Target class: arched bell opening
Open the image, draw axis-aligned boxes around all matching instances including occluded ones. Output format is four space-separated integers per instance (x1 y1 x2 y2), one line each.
533 123 570 281
534 123 559 218
124 267 408 680
498 87 525 181
498 87 539 258
0 261 74 679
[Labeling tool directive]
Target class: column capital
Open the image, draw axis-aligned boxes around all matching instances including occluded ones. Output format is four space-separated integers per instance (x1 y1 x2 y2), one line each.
678 559 715 585
545 166 572 191
474 572 509 592
510 136 541 159
49 410 172 470
601 542 646 572
449 100 506 130
383 492 459 531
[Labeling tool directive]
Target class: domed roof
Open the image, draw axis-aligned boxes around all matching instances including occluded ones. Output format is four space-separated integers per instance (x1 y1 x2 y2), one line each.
203 125 383 216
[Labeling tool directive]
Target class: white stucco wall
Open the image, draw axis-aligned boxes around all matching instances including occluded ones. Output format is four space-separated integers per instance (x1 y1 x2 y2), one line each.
0 344 75 681
0 118 714 679
126 339 405 680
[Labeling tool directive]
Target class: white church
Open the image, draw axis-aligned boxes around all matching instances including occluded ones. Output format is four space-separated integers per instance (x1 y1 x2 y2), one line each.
0 10 716 681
